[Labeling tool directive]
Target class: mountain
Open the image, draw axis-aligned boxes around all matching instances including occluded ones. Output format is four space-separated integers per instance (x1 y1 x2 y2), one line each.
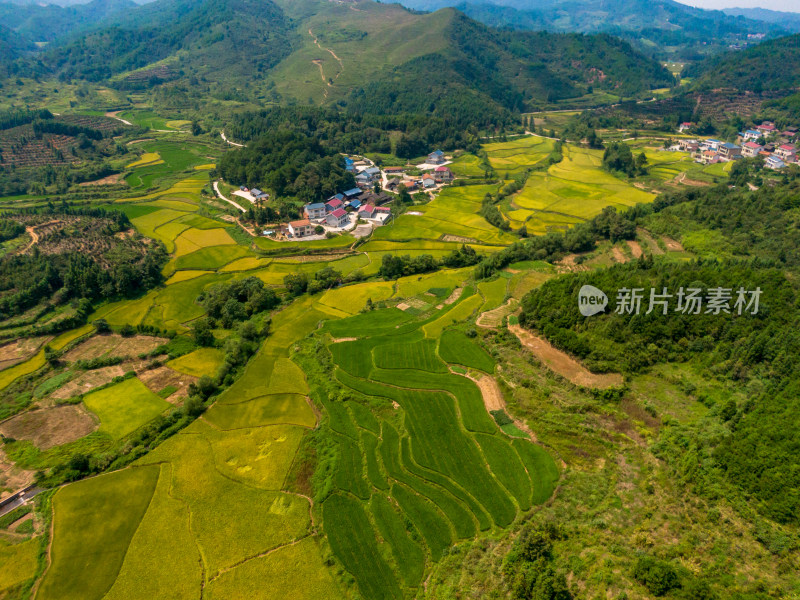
724 7 800 32
397 0 784 58
38 0 673 111
42 0 296 84
0 0 137 45
685 33 800 92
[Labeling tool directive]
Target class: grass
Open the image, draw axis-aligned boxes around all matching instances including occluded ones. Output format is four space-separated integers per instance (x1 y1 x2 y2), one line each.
167 347 224 378
37 466 160 600
83 378 170 439
323 493 403 600
438 330 495 372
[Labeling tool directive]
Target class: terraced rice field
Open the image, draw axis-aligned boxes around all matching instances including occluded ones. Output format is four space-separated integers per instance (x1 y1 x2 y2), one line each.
506 144 655 232
310 299 559 599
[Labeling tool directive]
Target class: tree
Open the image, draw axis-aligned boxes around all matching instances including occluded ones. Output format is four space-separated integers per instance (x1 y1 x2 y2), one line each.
284 272 309 296
93 318 110 334
192 318 215 347
632 557 680 596
398 184 412 204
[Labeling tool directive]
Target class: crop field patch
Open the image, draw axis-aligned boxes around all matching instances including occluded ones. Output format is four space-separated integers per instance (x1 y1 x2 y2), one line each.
83 378 171 439
422 292 483 338
0 538 38 593
323 493 403 600
219 257 272 272
477 277 508 313
63 334 166 363
203 537 340 600
165 270 212 285
167 347 224 378
370 494 426 586
205 393 316 430
38 465 160 600
373 338 447 373
438 330 495 372
173 245 253 271
317 281 396 315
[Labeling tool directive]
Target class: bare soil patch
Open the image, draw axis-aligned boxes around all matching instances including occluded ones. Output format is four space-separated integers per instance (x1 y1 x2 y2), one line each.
662 236 684 252
330 337 357 343
138 366 197 405
0 405 96 450
50 365 126 400
441 234 478 244
0 448 34 501
443 287 462 305
0 336 52 370
627 240 643 259
475 375 504 411
63 334 167 362
396 303 411 312
79 173 125 187
611 246 629 263
637 228 664 255
509 324 623 389
556 253 590 273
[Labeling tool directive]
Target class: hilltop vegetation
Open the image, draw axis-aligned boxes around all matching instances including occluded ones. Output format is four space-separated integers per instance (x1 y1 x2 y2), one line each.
685 34 800 92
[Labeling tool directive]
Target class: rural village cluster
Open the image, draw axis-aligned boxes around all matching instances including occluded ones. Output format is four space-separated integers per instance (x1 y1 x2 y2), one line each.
229 150 454 241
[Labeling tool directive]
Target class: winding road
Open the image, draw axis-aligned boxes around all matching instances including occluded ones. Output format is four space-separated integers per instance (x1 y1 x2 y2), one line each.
212 181 246 213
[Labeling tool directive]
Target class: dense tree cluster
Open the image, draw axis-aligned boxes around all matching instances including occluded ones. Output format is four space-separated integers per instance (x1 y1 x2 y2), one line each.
218 131 355 202
199 277 279 329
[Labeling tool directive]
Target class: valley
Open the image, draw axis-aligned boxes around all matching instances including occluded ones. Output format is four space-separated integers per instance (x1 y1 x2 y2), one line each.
0 0 799 598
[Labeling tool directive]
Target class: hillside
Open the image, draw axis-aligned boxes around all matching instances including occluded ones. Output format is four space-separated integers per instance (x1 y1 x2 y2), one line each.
724 7 800 32
685 33 800 92
38 0 672 111
42 0 296 85
399 0 783 58
0 0 137 45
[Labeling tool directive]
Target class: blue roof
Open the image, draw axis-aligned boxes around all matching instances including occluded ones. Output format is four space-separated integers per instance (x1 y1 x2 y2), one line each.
306 202 325 210
430 150 444 156
334 193 345 201
746 129 760 134
722 143 739 149
348 200 361 208
343 188 361 197
344 158 354 164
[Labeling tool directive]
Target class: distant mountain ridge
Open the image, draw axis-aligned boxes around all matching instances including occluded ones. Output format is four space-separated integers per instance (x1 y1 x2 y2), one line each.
24 0 673 112
397 0 785 58
723 7 800 32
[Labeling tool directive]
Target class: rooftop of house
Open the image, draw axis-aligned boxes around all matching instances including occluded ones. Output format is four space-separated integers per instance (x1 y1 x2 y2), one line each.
326 198 344 208
330 208 348 218
290 219 311 227
305 202 326 210
343 188 361 197
744 142 763 148
779 144 796 151
429 150 444 156
435 166 452 172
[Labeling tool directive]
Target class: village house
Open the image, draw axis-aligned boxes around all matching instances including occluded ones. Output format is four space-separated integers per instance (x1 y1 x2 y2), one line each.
402 180 418 191
742 130 761 142
372 206 391 225
344 157 356 172
383 167 405 176
702 139 722 152
288 219 314 238
697 150 720 165
427 150 446 165
304 202 327 221
742 142 764 158
326 208 350 228
678 122 694 133
343 188 362 201
678 139 699 152
358 204 376 219
355 166 382 186
250 188 269 201
719 143 741 160
347 199 362 210
422 175 436 189
775 144 797 162
757 122 777 136
433 166 454 183
325 198 344 213
766 155 786 170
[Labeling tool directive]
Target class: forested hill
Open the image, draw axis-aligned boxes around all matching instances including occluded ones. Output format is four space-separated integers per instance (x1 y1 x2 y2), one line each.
685 34 800 92
40 0 296 83
398 0 781 57
26 0 672 111
0 0 137 46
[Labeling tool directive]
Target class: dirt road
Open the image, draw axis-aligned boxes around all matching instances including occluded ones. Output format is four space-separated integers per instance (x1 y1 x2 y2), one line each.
213 181 247 213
